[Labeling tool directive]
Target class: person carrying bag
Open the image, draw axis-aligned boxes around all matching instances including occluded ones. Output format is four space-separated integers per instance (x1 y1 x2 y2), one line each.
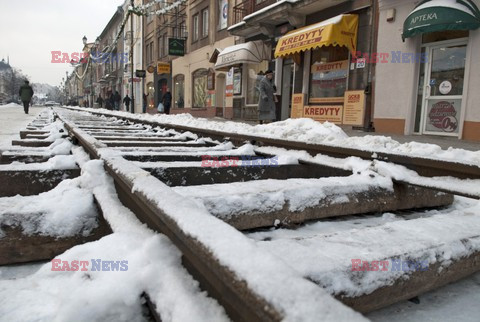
157 102 164 113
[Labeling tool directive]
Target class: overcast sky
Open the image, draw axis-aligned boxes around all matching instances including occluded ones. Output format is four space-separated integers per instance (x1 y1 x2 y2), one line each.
0 0 124 87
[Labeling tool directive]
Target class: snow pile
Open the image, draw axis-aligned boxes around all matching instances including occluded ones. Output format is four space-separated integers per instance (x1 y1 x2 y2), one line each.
0 180 97 238
0 103 22 108
248 197 480 297
174 172 393 219
0 158 230 321
66 107 480 166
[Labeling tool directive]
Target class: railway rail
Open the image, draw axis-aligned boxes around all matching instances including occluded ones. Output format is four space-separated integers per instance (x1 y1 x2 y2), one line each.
1 106 480 321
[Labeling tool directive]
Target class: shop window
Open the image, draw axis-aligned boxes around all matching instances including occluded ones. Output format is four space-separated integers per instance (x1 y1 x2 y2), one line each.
309 46 349 103
246 62 269 105
193 69 208 108
174 74 185 108
202 8 209 38
147 82 155 108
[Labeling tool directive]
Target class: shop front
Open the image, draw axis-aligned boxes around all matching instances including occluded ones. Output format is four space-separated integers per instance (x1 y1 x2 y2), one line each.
274 14 368 126
375 0 480 140
214 40 271 120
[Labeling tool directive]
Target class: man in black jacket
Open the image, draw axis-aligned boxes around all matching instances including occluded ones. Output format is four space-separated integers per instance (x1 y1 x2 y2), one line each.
19 80 34 114
123 94 131 112
162 87 172 115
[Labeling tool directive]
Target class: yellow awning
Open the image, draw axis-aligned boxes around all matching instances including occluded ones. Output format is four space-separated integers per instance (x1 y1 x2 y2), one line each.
274 14 358 58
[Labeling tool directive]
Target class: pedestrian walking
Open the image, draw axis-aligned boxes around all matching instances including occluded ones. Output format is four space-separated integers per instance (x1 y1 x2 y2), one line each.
123 94 131 112
19 80 34 114
96 95 103 108
143 93 147 113
108 92 114 110
162 87 172 115
258 70 276 124
114 91 121 111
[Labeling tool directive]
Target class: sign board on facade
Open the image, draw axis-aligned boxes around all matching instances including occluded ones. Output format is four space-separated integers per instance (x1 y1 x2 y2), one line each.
342 90 365 126
303 105 343 124
168 38 185 56
157 62 171 74
311 60 349 74
356 58 366 69
290 93 304 118
135 69 146 78
147 66 155 74
219 0 228 30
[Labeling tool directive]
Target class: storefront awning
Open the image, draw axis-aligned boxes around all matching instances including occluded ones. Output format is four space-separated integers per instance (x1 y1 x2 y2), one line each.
402 0 480 40
274 14 358 58
214 41 270 70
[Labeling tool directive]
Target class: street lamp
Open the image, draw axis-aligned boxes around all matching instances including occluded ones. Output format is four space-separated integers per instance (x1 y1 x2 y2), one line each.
82 36 87 45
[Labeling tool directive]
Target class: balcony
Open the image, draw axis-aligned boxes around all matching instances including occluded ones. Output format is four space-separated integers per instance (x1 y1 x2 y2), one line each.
233 0 277 25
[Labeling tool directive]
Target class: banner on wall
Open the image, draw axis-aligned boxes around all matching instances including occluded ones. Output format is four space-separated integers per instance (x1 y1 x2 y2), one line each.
219 0 228 30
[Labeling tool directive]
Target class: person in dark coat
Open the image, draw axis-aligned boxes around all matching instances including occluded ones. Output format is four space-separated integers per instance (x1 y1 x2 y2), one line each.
96 96 103 108
123 94 131 111
19 80 34 114
258 70 276 123
162 87 172 115
143 93 147 113
108 92 115 110
113 91 121 111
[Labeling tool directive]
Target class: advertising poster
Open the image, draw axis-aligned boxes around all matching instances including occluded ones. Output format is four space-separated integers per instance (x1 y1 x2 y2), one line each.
290 94 304 118
303 105 343 124
342 90 365 126
425 99 461 134
226 67 234 97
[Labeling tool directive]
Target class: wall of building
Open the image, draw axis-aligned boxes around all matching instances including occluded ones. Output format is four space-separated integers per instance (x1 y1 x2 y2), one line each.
171 36 235 117
375 0 480 140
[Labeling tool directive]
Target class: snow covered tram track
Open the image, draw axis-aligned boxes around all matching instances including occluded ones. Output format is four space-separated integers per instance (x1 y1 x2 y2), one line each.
54 109 372 321
49 107 480 320
0 109 113 265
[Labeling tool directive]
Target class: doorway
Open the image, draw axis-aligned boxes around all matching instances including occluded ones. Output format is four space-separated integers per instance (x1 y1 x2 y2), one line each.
281 59 294 121
415 39 468 136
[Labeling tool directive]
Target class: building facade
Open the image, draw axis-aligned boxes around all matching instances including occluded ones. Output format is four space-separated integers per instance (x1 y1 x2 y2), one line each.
374 0 480 141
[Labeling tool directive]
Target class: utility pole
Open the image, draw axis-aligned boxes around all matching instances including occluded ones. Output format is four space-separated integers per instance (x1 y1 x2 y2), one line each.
130 0 135 113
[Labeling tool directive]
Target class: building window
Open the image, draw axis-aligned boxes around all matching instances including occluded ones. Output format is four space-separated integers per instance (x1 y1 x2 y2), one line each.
218 0 228 30
309 46 349 103
192 69 208 108
246 61 269 105
174 74 185 108
202 8 209 38
193 14 199 42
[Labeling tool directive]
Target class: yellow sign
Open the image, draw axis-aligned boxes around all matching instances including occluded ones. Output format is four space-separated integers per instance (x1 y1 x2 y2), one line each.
304 105 343 124
291 94 304 118
309 97 345 104
311 60 349 73
157 62 170 74
275 14 358 58
342 90 365 125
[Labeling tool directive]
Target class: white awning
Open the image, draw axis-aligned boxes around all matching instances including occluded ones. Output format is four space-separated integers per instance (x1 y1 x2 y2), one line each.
214 41 270 70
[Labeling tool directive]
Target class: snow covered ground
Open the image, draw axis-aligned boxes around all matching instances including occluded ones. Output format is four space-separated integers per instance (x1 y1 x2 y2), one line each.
1 105 480 321
0 104 43 148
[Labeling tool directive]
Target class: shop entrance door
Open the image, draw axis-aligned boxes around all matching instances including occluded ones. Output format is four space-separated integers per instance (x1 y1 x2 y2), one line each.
280 59 294 121
419 40 467 136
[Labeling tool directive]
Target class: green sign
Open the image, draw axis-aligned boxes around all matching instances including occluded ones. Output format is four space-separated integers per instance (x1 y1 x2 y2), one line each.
169 38 185 56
